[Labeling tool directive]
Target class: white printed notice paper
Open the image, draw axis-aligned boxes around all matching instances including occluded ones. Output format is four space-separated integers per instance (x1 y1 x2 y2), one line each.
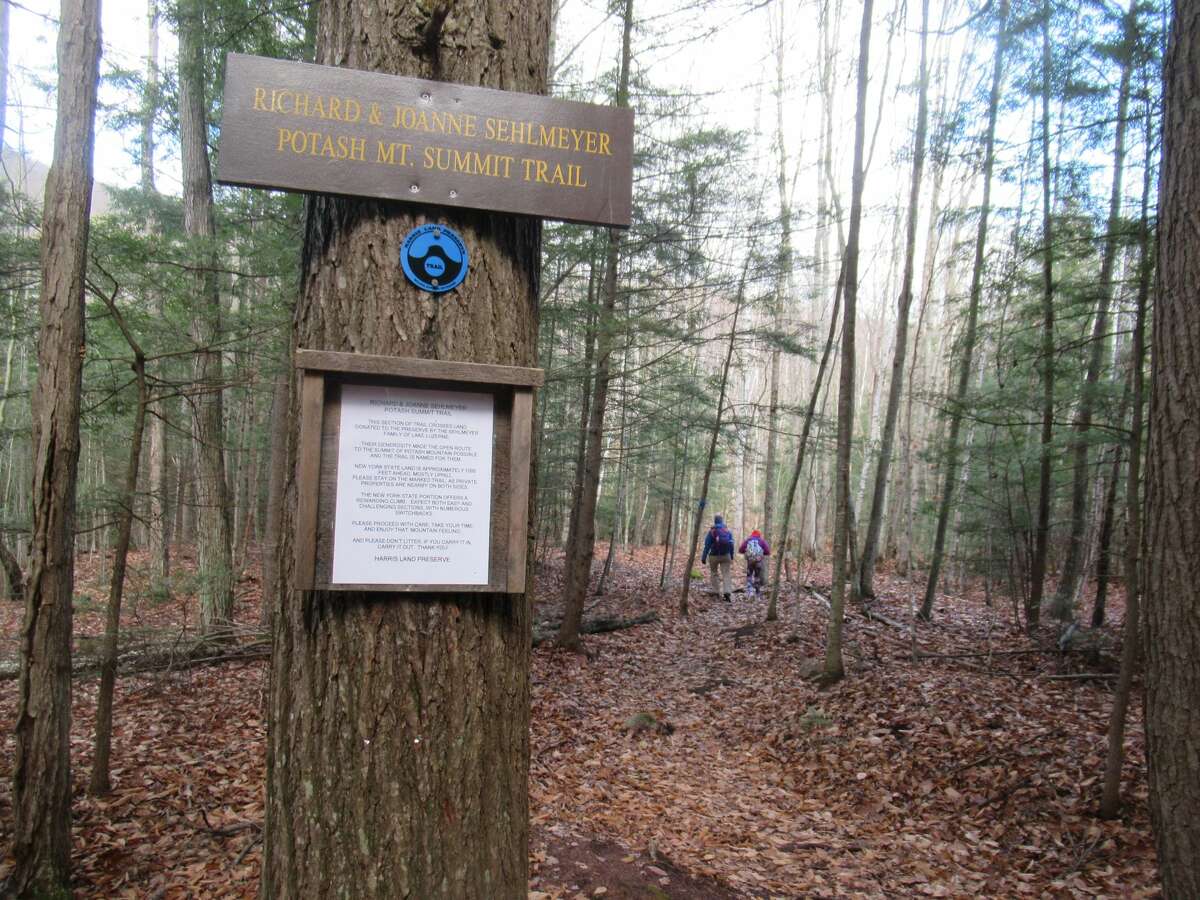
331 383 494 585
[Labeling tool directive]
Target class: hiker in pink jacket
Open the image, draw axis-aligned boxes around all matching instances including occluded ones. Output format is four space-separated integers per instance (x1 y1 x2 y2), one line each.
738 530 771 598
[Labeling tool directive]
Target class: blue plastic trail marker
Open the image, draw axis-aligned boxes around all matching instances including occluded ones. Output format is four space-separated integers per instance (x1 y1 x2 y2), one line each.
400 224 468 293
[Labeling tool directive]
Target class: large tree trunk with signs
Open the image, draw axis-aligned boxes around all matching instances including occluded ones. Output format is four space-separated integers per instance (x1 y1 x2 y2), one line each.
1144 0 1200 890
9 0 101 893
261 2 549 896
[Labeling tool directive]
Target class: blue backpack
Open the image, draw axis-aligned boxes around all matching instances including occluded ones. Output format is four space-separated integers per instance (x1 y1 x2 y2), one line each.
710 526 734 556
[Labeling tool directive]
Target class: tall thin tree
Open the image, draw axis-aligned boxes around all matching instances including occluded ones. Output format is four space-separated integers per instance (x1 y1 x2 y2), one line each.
920 0 1009 621
9 0 101 892
857 0 930 601
824 0 873 682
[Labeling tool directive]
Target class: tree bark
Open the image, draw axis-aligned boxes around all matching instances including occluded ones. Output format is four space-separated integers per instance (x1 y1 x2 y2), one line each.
857 0 929 601
178 0 234 635
824 0 873 683
1142 0 1200 886
9 0 101 892
261 2 549 896
920 0 1008 620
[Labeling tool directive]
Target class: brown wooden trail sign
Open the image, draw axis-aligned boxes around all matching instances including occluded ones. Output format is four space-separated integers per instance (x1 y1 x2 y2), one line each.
217 52 634 227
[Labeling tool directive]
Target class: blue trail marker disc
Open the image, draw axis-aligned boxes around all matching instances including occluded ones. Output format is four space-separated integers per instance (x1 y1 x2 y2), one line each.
400 224 468 293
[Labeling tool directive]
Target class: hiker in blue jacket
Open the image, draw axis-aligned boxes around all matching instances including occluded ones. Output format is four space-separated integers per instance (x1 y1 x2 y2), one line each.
701 514 735 602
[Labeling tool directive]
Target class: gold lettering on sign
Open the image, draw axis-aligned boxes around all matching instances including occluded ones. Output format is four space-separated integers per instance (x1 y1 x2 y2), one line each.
376 141 415 166
423 146 515 179
277 128 367 162
484 117 612 156
392 106 478 137
254 87 363 123
520 157 588 188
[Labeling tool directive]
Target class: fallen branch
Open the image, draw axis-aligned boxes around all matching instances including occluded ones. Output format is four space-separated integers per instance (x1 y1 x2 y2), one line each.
1041 672 1117 681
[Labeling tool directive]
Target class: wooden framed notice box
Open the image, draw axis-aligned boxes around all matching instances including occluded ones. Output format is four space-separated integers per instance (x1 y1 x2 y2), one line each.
293 350 543 594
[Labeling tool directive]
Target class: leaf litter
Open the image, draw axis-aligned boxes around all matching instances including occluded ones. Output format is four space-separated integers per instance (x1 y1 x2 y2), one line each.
0 545 1159 897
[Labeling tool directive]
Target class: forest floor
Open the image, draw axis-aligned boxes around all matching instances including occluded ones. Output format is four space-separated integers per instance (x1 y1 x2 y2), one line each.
0 545 1159 898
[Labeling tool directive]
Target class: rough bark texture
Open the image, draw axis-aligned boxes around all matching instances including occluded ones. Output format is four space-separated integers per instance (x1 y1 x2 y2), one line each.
9 0 101 892
920 0 1007 621
261 2 549 896
178 0 234 634
1144 0 1200 889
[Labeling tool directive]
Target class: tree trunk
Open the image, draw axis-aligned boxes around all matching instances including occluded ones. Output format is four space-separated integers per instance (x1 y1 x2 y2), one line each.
1051 21 1133 620
857 0 929 601
557 0 632 651
178 0 234 636
1100 105 1151 818
90 294 149 796
259 365 289 628
1141 2 1200 884
767 269 842 622
1027 0 1056 630
679 263 751 617
9 0 101 892
142 0 170 585
824 0 873 683
762 2 792 542
261 2 549 895
920 0 1008 620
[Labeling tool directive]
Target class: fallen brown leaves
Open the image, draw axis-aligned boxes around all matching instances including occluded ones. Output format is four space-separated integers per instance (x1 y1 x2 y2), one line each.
0 544 1159 897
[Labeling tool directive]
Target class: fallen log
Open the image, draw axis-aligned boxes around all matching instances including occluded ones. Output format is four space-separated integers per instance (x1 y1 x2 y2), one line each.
533 611 659 646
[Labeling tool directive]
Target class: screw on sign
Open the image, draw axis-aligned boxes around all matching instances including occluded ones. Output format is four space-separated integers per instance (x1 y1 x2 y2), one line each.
400 224 469 293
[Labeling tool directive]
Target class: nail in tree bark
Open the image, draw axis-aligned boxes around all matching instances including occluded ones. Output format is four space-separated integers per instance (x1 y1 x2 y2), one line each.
9 0 101 892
